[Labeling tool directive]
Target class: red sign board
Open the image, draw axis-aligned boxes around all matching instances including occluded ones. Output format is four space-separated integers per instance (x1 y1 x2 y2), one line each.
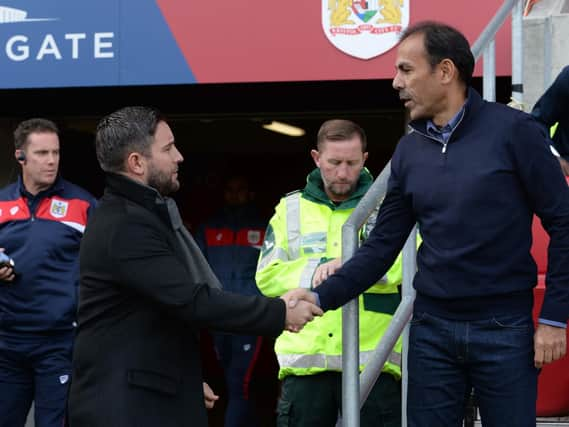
157 0 512 84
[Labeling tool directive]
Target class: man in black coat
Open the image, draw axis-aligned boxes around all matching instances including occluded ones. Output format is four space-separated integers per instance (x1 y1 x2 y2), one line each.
67 106 322 427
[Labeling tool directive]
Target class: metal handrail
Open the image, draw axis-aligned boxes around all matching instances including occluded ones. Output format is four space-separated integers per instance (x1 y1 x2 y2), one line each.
339 161 392 427
339 1 524 426
472 0 519 60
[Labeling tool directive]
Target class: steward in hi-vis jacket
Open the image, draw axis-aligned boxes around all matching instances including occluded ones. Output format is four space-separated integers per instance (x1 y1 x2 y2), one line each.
256 119 403 427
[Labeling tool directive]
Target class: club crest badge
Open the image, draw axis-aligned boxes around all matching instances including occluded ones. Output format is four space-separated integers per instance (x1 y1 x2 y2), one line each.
50 199 68 218
247 230 261 245
322 0 410 60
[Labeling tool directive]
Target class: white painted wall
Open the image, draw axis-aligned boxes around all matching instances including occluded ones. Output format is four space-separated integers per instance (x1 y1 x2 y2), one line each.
523 0 569 110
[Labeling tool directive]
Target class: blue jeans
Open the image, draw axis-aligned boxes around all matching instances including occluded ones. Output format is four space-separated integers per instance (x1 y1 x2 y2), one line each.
408 312 538 427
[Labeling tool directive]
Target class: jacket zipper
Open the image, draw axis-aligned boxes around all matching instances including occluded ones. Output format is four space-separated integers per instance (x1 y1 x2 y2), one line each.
409 109 466 154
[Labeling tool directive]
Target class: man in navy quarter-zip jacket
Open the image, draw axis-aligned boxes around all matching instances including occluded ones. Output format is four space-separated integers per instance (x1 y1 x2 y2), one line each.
0 118 97 427
285 21 569 427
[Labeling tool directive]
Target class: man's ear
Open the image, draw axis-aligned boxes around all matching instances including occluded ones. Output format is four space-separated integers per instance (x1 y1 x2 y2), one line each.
439 59 457 85
125 152 146 177
311 149 321 168
15 150 26 163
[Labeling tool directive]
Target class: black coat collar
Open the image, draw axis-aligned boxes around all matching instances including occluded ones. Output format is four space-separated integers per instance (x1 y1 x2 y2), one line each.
104 173 173 228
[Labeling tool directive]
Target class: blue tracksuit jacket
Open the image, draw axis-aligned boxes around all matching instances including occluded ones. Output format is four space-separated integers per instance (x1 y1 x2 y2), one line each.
196 204 265 296
0 176 96 333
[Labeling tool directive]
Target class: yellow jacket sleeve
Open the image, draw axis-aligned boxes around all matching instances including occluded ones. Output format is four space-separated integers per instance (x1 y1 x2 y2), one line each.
256 198 321 298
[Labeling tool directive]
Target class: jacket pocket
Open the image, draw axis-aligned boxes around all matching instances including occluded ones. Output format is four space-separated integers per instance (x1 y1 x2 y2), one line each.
127 369 179 396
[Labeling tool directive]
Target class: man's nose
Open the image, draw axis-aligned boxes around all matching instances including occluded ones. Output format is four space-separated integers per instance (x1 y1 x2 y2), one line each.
392 73 402 90
174 147 184 163
336 164 349 178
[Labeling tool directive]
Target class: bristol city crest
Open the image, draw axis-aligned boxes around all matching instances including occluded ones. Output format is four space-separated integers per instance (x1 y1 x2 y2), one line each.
322 0 410 60
50 199 68 218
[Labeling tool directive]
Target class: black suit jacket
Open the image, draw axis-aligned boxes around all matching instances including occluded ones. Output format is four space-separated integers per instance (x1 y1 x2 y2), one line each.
68 173 285 427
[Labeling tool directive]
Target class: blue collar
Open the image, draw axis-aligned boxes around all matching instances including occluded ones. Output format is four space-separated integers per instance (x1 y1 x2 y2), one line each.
426 102 466 143
18 174 64 199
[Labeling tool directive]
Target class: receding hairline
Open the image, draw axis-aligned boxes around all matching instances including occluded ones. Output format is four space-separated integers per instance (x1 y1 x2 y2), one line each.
316 119 367 152
317 134 367 152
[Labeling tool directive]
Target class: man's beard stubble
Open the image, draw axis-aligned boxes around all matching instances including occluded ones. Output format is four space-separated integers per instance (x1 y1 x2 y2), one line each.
327 181 356 200
147 168 179 196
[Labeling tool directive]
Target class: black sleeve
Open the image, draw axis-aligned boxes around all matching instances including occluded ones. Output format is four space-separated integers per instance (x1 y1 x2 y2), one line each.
532 66 569 157
108 215 285 337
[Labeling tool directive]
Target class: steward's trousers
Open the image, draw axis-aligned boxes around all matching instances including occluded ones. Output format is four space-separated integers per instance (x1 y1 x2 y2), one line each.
0 330 74 427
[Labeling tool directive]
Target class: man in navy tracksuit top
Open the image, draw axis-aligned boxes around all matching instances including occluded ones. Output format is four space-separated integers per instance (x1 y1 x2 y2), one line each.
0 119 96 427
196 175 267 427
286 22 569 426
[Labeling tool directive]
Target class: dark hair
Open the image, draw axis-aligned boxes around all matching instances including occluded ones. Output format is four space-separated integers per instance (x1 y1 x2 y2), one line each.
14 118 59 150
95 106 163 173
400 21 474 86
316 119 367 152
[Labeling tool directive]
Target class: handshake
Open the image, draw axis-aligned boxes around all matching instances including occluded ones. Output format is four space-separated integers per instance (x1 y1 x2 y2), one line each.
280 288 322 333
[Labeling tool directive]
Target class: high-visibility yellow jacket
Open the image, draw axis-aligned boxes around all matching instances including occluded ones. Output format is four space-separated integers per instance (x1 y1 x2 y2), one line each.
256 168 403 380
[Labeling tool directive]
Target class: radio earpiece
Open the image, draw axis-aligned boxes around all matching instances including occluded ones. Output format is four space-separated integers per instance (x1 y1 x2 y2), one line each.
16 151 26 162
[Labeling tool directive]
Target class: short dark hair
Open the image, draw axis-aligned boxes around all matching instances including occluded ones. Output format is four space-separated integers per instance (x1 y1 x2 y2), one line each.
400 21 475 86
316 119 367 152
95 106 163 173
14 118 59 150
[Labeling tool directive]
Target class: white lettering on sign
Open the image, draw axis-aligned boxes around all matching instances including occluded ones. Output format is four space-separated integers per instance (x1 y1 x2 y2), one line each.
4 32 115 61
36 34 62 60
65 33 86 59
6 35 27 61
94 32 114 59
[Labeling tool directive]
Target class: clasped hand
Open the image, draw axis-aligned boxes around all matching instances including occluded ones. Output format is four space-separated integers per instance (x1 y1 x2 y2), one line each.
280 288 322 332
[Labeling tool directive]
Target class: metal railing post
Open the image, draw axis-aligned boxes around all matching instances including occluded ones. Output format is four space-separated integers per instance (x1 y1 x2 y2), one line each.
401 226 417 426
341 225 360 427
543 16 552 89
483 40 497 101
340 162 392 427
511 0 524 104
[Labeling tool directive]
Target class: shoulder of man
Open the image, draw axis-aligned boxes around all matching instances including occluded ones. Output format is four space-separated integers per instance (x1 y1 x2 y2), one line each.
285 189 301 198
0 182 19 199
60 179 97 205
281 189 303 210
